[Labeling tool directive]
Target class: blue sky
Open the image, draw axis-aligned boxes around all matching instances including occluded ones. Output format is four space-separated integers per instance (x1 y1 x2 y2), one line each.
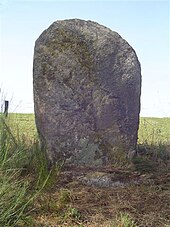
0 0 169 117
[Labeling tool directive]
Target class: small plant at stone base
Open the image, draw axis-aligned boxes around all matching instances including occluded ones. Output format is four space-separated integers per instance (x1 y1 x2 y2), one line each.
55 189 73 213
58 189 72 205
67 207 81 219
110 147 132 169
62 206 82 224
112 212 137 227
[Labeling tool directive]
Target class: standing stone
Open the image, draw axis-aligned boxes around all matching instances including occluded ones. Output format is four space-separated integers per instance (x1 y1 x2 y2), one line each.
33 19 141 167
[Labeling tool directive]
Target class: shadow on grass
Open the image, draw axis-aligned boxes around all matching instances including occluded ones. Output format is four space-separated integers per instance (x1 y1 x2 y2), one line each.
133 143 170 174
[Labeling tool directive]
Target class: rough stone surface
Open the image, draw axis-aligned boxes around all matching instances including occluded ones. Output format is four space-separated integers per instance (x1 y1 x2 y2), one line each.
33 19 141 167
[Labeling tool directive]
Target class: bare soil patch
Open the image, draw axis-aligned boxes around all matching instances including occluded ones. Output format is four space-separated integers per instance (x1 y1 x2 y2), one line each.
33 166 170 227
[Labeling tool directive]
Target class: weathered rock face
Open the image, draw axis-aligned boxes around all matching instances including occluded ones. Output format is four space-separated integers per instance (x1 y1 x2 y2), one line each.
33 19 141 167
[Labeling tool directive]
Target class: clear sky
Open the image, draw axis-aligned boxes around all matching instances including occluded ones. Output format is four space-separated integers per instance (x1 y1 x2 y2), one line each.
0 0 169 117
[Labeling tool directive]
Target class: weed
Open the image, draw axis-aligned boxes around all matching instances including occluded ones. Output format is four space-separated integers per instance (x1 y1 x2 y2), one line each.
63 206 82 222
111 148 132 169
112 212 137 227
58 188 72 204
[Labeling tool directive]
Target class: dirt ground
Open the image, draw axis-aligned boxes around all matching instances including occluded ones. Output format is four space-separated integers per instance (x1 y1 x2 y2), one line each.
32 166 170 227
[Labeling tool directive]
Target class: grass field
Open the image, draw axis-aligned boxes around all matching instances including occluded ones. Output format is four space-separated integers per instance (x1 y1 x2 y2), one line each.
8 113 170 143
0 114 170 226
138 117 170 144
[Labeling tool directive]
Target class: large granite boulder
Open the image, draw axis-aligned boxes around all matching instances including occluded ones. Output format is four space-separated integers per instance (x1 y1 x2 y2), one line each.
33 19 141 167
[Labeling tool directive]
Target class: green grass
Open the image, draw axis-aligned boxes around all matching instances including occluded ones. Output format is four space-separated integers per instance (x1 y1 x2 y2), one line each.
0 113 169 226
9 114 170 172
112 212 137 227
138 117 170 145
5 113 37 139
0 114 53 226
6 114 170 145
136 117 170 173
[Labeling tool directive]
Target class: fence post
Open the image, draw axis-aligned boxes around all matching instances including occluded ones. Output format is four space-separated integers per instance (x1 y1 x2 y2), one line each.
4 100 9 117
